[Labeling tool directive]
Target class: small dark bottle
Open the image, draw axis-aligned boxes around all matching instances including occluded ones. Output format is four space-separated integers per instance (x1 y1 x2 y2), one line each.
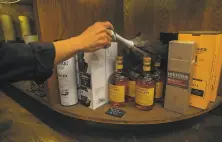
135 57 155 111
109 56 128 107
153 57 165 103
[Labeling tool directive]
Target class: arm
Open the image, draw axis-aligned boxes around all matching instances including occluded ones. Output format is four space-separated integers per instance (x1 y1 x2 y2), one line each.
53 21 113 65
0 21 113 85
0 42 55 85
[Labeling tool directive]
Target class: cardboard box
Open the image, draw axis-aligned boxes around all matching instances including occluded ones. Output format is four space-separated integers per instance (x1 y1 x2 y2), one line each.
179 32 222 109
211 35 222 101
76 42 118 109
164 41 196 114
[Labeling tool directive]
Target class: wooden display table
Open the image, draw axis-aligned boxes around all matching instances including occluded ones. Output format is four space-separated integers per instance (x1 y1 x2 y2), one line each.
11 82 222 125
53 99 221 124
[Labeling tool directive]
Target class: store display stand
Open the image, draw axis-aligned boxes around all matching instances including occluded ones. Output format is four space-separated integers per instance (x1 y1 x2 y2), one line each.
11 82 221 125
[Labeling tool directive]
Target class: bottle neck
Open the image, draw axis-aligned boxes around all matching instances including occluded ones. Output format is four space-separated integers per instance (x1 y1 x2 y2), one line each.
116 64 123 72
154 62 161 68
116 68 123 72
143 60 151 72
154 65 160 70
143 66 151 72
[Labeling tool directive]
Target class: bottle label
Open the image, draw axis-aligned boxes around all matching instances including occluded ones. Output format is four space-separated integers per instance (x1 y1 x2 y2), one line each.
136 87 154 106
191 79 206 97
167 71 190 89
128 81 136 97
109 84 125 103
155 82 163 99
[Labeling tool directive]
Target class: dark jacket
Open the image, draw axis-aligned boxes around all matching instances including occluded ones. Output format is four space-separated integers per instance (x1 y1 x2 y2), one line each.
0 42 55 85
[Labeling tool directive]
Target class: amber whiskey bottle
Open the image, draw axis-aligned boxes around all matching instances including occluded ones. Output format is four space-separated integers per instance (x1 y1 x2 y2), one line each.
153 58 165 102
109 56 128 107
135 57 155 111
128 68 140 102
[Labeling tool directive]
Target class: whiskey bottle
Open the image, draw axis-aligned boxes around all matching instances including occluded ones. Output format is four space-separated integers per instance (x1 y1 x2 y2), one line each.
128 68 140 102
153 57 165 102
135 57 155 111
109 56 128 107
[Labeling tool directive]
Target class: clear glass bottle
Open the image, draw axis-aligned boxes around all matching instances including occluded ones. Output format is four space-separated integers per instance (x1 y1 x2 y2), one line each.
127 68 140 102
135 57 155 111
109 56 128 107
153 57 165 102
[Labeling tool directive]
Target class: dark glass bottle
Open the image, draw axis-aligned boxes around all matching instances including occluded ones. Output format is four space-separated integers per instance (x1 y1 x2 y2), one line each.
153 58 165 102
127 68 140 102
135 57 155 111
109 56 128 107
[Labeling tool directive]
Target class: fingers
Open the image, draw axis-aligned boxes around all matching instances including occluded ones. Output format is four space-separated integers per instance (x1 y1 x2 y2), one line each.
101 21 114 30
106 29 113 37
97 38 111 47
82 21 113 52
107 35 112 42
94 21 113 36
98 33 112 41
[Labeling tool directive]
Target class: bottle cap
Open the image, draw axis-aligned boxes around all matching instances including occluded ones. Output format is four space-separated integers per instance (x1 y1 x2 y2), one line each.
144 62 151 65
143 66 151 71
154 62 161 67
117 56 123 60
116 60 123 64
144 57 151 62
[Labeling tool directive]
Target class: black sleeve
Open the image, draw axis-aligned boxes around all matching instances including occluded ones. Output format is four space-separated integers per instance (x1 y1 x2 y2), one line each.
0 42 55 85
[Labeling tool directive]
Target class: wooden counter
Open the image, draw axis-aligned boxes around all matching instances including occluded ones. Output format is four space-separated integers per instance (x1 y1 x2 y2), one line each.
11 83 222 125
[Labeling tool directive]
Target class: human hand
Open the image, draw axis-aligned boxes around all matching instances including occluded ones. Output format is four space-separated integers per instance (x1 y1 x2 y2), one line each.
77 21 114 52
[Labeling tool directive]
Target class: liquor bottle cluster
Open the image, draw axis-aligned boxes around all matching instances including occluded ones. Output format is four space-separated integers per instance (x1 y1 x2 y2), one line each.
109 56 165 111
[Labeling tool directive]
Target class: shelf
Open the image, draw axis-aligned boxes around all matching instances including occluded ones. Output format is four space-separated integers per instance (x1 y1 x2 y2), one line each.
12 82 49 107
53 97 221 125
9 83 221 125
21 90 49 107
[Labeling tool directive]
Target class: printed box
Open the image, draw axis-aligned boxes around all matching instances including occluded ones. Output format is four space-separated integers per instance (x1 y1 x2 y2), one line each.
76 42 118 109
179 31 222 109
164 41 196 114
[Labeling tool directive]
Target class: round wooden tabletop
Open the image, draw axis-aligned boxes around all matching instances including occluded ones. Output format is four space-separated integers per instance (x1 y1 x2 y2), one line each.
53 97 221 125
9 84 222 125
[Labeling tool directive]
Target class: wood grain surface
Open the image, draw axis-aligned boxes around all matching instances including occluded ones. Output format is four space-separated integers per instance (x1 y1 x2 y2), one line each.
34 0 124 42
123 0 154 38
123 0 222 95
124 0 222 36
9 83 221 125
52 97 221 124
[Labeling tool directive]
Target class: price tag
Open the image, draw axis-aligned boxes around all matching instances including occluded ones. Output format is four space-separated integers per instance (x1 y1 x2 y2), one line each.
105 108 126 118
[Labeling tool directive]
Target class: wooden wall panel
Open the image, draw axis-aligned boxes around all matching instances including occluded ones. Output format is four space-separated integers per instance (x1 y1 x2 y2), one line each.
124 0 222 36
0 4 34 39
154 0 222 34
124 0 154 38
123 0 222 94
34 0 124 42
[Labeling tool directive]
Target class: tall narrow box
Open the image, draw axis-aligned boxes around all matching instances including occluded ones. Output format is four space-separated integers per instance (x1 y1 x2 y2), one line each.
76 42 118 109
179 31 222 109
164 41 196 114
